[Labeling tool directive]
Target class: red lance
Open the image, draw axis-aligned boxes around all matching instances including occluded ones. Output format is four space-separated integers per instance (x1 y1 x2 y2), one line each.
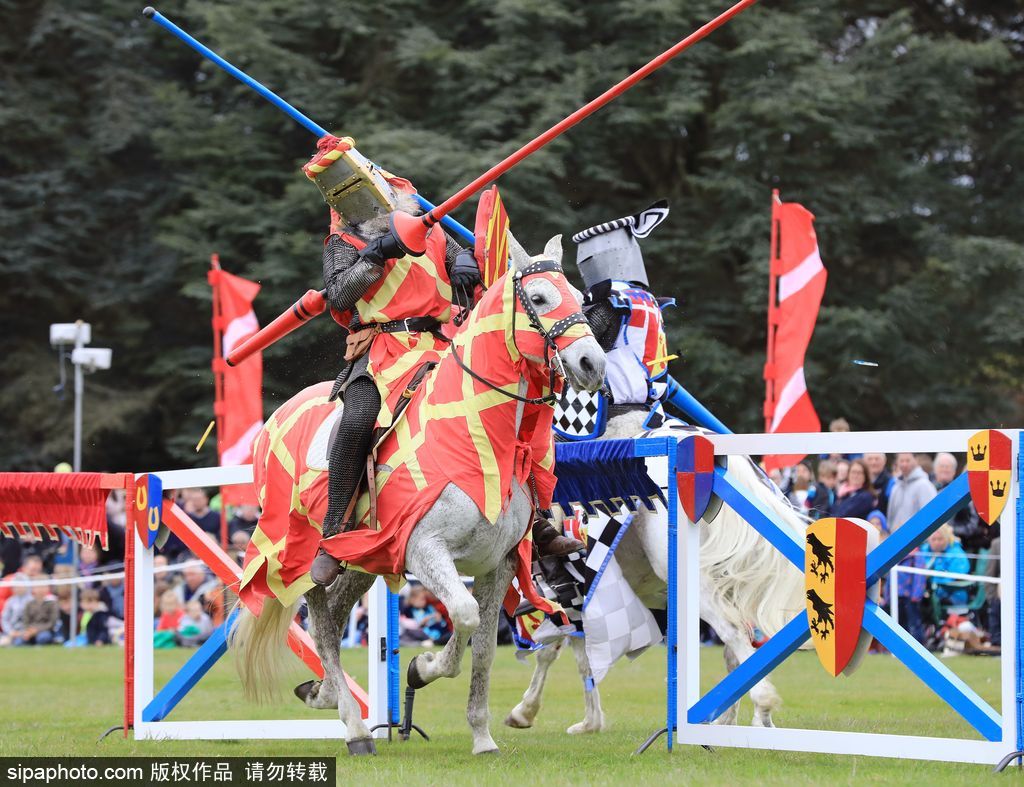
227 0 760 366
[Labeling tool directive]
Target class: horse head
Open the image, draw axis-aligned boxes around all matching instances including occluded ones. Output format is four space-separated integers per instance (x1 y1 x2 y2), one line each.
504 232 605 393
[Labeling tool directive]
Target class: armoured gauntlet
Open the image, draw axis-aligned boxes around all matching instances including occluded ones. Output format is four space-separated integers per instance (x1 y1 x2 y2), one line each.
357 228 405 267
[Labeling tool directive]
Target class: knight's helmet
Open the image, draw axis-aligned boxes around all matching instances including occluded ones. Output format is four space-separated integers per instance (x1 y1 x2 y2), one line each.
572 200 670 290
303 135 406 229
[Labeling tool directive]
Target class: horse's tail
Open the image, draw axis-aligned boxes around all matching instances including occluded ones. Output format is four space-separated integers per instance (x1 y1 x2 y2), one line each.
228 598 298 703
699 455 807 638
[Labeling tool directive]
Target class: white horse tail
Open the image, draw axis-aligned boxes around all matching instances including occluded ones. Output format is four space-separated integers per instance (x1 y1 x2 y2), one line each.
699 455 807 638
228 598 298 703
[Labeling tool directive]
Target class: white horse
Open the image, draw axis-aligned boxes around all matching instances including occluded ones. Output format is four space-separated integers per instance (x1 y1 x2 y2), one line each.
504 412 807 733
229 235 606 756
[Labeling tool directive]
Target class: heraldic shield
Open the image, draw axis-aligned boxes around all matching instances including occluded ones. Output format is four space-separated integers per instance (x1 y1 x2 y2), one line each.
473 185 510 290
805 517 872 676
967 429 1011 526
677 435 719 523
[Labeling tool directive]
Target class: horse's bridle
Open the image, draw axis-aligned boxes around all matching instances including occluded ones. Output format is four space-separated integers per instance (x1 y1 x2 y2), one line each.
449 259 589 405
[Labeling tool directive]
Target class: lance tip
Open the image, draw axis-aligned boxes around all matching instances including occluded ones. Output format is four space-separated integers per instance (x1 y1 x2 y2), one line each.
142 6 156 18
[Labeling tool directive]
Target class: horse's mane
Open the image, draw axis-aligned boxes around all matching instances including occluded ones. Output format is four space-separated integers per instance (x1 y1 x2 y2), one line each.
705 454 807 636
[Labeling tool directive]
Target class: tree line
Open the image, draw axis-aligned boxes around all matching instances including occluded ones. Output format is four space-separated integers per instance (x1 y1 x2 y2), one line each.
1 0 1021 471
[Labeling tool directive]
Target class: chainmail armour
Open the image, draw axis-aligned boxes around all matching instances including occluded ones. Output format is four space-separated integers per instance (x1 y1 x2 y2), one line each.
323 376 381 538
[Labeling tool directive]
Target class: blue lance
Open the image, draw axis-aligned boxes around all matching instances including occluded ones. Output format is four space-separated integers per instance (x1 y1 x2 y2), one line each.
141 6 475 246
663 375 732 435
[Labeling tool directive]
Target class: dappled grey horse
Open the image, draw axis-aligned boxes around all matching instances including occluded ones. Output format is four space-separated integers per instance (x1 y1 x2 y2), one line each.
229 235 606 755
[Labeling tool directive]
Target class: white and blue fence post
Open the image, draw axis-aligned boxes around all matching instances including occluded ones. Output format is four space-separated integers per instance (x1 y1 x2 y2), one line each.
1016 432 1023 755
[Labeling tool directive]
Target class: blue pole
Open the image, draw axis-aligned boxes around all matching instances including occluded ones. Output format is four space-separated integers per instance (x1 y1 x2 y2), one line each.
664 375 732 435
142 7 476 245
665 437 678 751
387 589 401 726
1016 432 1023 753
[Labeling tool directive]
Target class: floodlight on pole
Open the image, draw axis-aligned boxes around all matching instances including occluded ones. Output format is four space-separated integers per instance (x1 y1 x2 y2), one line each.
49 320 112 642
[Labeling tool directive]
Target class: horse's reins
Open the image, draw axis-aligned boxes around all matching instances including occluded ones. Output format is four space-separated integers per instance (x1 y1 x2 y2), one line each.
447 259 588 405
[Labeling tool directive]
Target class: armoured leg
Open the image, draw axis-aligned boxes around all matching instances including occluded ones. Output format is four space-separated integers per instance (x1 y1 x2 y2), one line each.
325 377 380 537
311 377 380 586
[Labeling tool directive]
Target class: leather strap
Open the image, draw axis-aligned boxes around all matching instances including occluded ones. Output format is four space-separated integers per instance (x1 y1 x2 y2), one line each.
369 316 442 334
366 455 377 532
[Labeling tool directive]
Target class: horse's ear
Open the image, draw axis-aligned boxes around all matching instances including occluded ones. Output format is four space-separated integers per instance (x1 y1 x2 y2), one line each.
508 231 531 271
543 234 563 264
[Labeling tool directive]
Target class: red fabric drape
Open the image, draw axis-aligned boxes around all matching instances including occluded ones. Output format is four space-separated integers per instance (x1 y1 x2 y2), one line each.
0 472 110 549
763 194 827 472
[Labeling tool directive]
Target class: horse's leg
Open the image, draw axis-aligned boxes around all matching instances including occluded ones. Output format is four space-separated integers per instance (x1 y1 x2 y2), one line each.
465 551 518 754
735 637 780 728
403 541 478 688
504 636 565 728
297 573 374 710
715 644 740 726
566 634 606 734
700 586 780 727
304 575 377 753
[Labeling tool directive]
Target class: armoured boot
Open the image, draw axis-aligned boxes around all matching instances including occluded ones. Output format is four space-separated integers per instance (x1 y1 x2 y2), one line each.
532 515 585 557
310 377 380 587
310 514 344 587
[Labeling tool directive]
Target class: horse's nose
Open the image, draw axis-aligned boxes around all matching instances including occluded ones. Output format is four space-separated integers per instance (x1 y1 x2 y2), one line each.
574 345 606 392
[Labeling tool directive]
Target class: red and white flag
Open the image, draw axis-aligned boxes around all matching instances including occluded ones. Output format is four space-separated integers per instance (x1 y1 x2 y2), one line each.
763 192 827 472
208 261 263 505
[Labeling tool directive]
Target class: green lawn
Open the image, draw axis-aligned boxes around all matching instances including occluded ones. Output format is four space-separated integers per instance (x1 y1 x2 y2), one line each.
1 643 1019 785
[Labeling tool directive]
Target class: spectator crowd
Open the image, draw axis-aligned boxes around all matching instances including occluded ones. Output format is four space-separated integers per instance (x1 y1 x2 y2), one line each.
771 417 1000 653
0 484 475 654
1 429 1001 657
0 487 260 651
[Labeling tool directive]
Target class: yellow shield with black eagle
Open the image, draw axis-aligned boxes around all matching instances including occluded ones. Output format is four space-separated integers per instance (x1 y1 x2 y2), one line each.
805 517 878 676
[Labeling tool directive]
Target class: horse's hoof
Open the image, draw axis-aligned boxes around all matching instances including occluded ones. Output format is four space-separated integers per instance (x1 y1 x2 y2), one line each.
293 680 317 703
346 737 377 756
407 656 428 690
567 721 603 735
504 711 532 729
310 552 341 586
473 745 500 756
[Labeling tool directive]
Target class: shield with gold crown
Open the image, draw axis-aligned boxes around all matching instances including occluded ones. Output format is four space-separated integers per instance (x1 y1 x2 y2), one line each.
967 429 1012 525
805 517 870 676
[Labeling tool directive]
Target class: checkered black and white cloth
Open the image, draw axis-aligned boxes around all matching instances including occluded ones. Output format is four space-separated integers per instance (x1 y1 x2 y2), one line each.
582 510 663 683
554 384 606 440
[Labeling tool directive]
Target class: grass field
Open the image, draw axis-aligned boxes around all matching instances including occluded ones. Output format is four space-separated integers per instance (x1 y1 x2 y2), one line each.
1 643 1019 785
